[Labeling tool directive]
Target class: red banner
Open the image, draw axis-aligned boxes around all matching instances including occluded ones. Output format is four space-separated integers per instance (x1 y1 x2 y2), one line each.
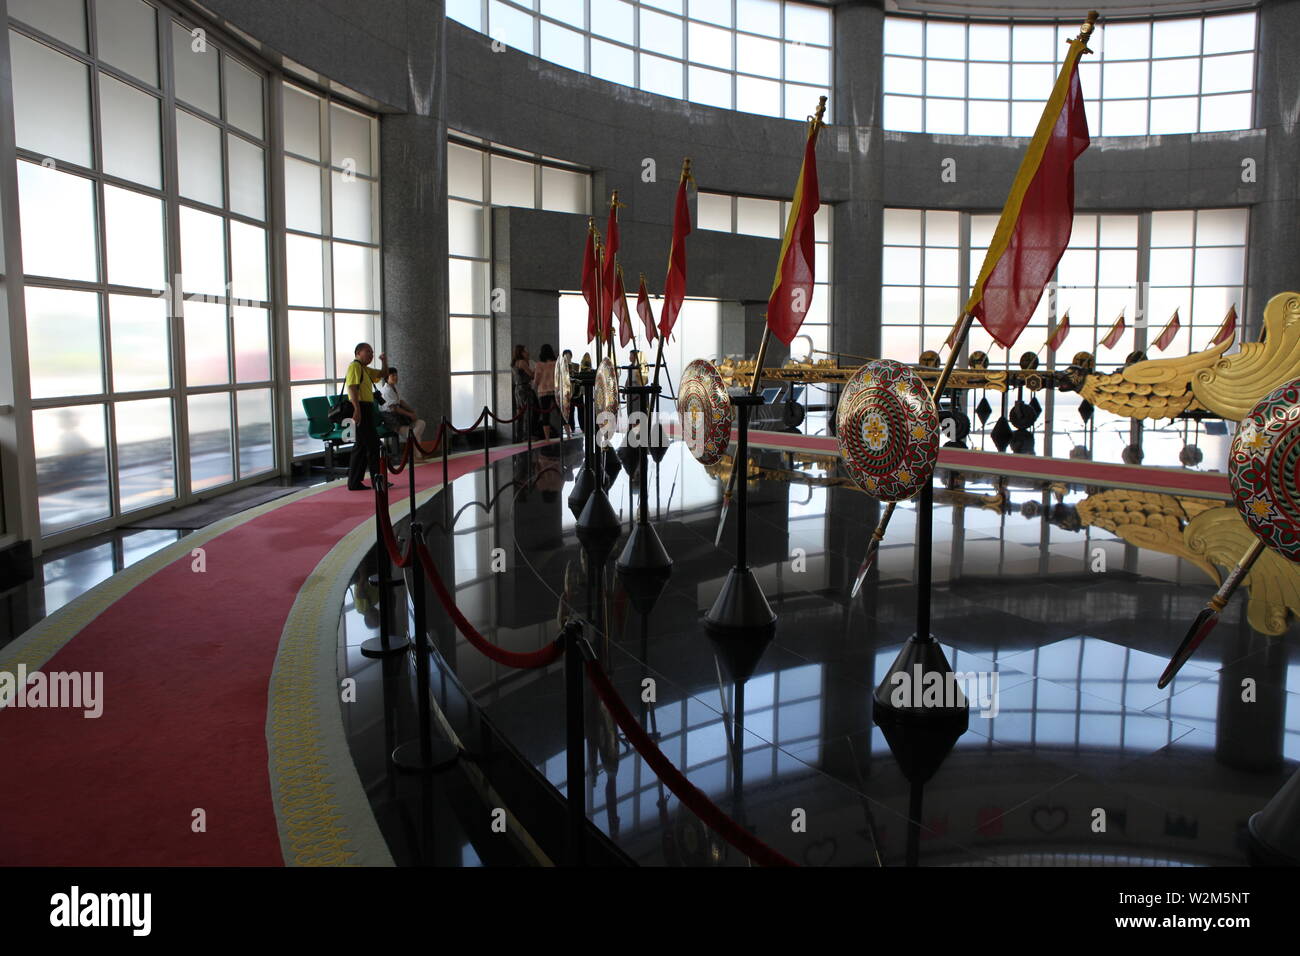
1047 312 1071 351
1100 310 1126 350
766 122 821 346
659 169 691 339
1154 309 1181 352
637 274 657 343
581 225 598 342
614 266 633 348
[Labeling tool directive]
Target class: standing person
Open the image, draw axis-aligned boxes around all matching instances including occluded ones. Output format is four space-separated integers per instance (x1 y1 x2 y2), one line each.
511 344 536 442
533 344 559 440
561 348 580 436
378 366 427 443
344 342 386 491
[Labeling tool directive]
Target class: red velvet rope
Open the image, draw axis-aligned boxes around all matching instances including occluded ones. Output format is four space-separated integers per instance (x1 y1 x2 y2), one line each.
374 484 414 568
584 661 797 868
415 537 564 670
447 407 490 435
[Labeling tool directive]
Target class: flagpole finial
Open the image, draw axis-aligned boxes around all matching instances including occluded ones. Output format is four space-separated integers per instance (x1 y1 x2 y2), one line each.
1077 10 1099 48
813 96 827 128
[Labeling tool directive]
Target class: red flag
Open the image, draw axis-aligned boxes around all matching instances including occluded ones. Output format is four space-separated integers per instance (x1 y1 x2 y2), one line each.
1047 311 1071 351
1154 308 1181 352
1100 310 1126 349
965 39 1090 349
1209 304 1237 347
766 114 822 345
602 195 621 342
637 274 657 343
659 163 692 339
581 223 598 342
614 266 633 348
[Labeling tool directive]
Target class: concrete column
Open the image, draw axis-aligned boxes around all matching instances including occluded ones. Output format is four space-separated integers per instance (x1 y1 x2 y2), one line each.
1245 0 1300 336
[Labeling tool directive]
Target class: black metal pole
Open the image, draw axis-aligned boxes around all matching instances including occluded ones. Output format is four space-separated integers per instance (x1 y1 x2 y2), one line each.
916 480 934 642
736 401 749 569
564 622 587 866
411 523 433 770
483 406 491 474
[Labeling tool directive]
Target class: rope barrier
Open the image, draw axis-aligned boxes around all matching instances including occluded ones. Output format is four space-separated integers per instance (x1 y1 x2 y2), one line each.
584 661 797 868
374 482 414 568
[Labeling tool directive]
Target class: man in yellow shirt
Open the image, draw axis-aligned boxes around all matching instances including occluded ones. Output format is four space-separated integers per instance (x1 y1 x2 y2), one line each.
344 342 387 490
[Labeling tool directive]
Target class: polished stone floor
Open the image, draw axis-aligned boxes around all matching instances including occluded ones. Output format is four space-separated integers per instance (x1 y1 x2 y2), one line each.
337 437 1300 867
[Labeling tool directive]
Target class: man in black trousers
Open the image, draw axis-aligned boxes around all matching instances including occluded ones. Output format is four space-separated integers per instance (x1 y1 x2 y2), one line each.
344 342 387 491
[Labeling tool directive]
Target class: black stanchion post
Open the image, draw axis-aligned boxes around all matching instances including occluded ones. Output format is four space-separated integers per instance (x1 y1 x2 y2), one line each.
568 370 598 514
483 406 491 474
362 481 407 658
564 620 594 865
616 384 671 573
441 417 450 486
916 480 933 642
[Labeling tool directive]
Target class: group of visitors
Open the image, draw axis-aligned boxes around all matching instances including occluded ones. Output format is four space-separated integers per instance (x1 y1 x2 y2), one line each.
511 343 585 442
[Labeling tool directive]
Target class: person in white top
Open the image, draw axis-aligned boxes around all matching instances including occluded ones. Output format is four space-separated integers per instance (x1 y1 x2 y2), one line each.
378 367 426 442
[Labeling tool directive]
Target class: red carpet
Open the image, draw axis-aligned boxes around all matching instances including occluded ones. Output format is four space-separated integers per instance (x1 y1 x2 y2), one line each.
0 448 518 866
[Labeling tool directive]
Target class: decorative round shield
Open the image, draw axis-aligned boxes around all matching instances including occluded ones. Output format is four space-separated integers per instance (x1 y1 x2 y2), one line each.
594 357 619 419
556 357 573 420
837 359 939 502
677 359 731 466
1229 376 1300 562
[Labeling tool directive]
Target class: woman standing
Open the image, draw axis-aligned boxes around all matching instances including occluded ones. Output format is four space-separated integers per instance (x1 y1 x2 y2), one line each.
533 344 559 440
511 344 536 442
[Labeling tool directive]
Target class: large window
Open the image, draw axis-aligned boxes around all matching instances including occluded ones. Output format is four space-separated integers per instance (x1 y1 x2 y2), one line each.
882 11 1257 137
448 0 832 121
447 133 591 426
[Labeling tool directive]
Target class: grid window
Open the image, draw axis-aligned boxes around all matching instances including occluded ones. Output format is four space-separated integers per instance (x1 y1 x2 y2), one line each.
450 0 832 121
883 12 1256 137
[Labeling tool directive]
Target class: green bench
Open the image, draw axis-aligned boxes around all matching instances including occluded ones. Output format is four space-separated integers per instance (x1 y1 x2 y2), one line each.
301 394 398 475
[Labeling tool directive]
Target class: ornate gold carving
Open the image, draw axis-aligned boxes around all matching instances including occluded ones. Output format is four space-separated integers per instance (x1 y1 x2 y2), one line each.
1184 506 1300 636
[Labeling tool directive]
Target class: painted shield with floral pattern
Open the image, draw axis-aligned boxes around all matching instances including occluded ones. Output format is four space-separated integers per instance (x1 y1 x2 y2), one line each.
678 359 732 466
1229 376 1300 562
837 359 939 502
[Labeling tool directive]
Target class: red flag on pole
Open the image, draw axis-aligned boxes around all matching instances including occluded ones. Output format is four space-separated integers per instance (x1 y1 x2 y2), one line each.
580 221 598 343
602 194 621 343
637 273 657 344
964 38 1091 349
1154 308 1181 352
614 265 633 348
1047 311 1071 351
766 115 822 346
1100 309 1126 350
1209 304 1237 347
659 161 692 339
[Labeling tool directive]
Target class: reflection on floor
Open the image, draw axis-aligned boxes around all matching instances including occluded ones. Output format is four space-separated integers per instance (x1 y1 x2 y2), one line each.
335 438 1298 867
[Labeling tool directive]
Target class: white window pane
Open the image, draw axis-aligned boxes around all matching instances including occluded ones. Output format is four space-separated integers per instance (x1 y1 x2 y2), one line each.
785 4 829 46
1012 24 1055 61
591 38 634 85
541 21 585 71
697 192 731 231
96 0 157 84
784 83 825 121
334 313 376 378
1101 99 1147 136
451 316 492 371
236 388 274 476
18 161 98 282
11 0 86 48
333 242 375 310
541 166 588 213
223 56 264 138
26 286 102 398
187 392 233 491
1152 18 1201 58
640 52 683 98
176 108 224 207
1202 12 1256 55
1151 210 1194 247
290 382 327 453
449 258 488 314
736 74 780 116
179 205 226 296
926 21 965 59
926 59 965 97
35 405 110 535
228 136 265 220
1151 57 1199 98
1099 214 1138 247
884 94 923 132
1196 209 1248 246
99 73 162 188
183 300 229 386
286 234 324 306
1099 248 1137 284
883 56 921 95
330 103 372 176
1192 286 1240 327
880 324 920 361
968 61 1008 99
1013 62 1055 99
332 171 373 242
737 197 779 238
10 32 92 167
737 36 779 81
1200 93 1251 132
1103 61 1149 99
1150 247 1193 286
490 154 535 207
233 307 270 382
110 293 170 392
968 102 1008 136
1202 53 1253 95
285 157 323 233
489 0 536 54
448 143 484 200
288 311 327 381
968 23 1010 61
1101 21 1149 60
883 208 922 245
451 374 492 426
926 97 964 134
593 0 635 43
737 0 780 38
1195 246 1245 286
689 22 732 70
688 65 731 109
104 185 165 290
884 17 922 57
925 210 959 247
230 220 267 301
116 396 175 512
447 0 483 30
882 246 921 285
970 214 998 247
640 9 682 58
171 20 219 115
541 0 584 28
449 201 486 256
690 0 731 28
1149 97 1199 135
786 41 828 85
1057 248 1096 287
283 85 321 159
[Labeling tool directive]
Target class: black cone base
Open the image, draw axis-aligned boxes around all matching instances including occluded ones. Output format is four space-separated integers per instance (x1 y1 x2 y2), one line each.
361 635 409 658
704 566 775 636
872 634 969 784
568 464 596 515
705 623 775 684
577 484 620 534
616 520 672 574
392 738 461 773
1246 766 1300 866
618 566 671 615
